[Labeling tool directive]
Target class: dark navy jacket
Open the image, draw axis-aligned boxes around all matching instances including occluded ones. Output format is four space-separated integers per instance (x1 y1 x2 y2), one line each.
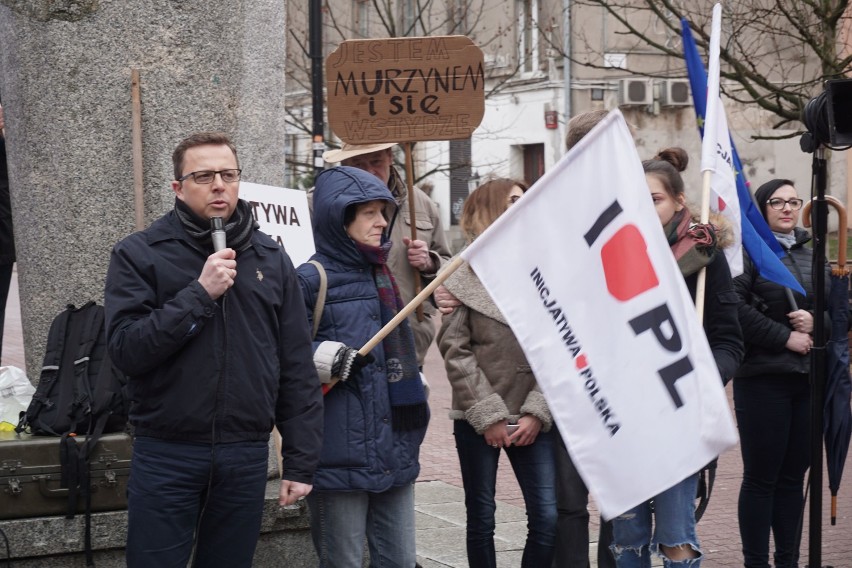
684 251 744 382
297 167 428 492
734 227 830 378
104 208 323 484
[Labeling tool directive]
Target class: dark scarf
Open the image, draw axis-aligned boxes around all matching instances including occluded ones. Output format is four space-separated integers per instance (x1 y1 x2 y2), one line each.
174 198 258 252
355 240 429 431
663 209 717 278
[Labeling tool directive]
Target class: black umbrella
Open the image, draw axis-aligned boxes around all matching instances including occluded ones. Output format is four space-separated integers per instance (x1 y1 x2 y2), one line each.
806 196 852 525
824 269 852 524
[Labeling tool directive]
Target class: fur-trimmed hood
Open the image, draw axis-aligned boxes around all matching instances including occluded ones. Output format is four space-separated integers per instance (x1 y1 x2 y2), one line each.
706 211 734 250
440 256 506 324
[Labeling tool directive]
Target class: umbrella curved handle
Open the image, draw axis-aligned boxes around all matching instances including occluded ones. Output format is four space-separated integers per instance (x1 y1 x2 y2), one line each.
802 196 848 275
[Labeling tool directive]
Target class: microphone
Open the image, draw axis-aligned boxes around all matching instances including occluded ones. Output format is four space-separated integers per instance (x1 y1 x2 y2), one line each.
210 217 226 252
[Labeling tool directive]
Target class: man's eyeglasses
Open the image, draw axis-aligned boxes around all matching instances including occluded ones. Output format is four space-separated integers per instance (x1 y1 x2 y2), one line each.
767 198 804 211
178 169 242 184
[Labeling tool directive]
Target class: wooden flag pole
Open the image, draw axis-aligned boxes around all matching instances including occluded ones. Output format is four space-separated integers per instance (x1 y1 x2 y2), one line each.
271 427 284 480
322 255 464 394
361 255 462 354
404 142 425 322
694 169 713 325
130 69 145 231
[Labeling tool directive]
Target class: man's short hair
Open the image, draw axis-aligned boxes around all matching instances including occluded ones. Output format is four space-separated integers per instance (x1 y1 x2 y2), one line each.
565 110 609 151
172 132 238 180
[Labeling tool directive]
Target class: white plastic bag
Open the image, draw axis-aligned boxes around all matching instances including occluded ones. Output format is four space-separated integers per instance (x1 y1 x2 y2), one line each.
0 366 34 431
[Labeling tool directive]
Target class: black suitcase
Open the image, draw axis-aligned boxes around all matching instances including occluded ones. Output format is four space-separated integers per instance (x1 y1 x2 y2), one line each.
0 431 131 520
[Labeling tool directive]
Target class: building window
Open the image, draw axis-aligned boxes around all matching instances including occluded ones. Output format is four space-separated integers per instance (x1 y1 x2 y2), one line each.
354 0 369 38
517 0 540 75
402 0 419 36
523 143 545 185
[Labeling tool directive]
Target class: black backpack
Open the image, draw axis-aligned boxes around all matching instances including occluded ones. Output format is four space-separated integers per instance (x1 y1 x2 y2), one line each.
15 302 129 566
17 301 129 438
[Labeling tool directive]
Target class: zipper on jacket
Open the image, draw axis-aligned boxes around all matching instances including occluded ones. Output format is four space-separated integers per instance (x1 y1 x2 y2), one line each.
191 293 227 568
213 293 228 443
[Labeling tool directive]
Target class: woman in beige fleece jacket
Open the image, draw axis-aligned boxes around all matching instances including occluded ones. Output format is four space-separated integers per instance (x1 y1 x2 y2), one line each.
437 178 557 568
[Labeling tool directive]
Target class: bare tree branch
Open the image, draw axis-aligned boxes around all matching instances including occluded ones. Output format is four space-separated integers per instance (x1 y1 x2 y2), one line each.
548 0 852 139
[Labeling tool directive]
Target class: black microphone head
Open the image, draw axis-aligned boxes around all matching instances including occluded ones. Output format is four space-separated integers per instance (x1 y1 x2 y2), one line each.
210 216 226 251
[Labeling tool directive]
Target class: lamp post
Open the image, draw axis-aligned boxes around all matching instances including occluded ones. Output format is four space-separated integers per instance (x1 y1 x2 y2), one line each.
309 0 324 178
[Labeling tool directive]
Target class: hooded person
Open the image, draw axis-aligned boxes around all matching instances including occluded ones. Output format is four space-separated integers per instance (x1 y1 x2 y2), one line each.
297 166 430 568
319 142 453 367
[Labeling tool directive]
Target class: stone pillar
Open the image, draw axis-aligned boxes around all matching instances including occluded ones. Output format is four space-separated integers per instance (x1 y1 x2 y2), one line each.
0 0 288 376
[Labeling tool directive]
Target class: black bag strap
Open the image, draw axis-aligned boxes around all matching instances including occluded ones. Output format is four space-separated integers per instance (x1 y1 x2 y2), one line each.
63 303 101 435
73 302 105 406
694 458 718 522
307 260 327 340
82 448 94 567
59 433 81 518
58 432 96 566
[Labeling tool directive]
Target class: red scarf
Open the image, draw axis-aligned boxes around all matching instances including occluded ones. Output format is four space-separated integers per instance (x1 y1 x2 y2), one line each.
664 210 717 277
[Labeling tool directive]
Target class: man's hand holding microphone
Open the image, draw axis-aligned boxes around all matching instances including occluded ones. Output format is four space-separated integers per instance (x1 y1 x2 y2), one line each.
199 216 236 300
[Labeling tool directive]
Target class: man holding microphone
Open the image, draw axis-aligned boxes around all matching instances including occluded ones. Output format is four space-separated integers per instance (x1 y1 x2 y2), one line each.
104 132 323 567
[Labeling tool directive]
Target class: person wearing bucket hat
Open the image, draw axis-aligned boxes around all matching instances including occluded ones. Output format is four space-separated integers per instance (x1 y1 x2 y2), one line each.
321 141 397 164
318 141 453 368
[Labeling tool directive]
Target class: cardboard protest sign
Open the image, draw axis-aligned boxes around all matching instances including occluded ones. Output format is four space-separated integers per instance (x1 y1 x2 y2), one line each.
240 182 315 266
326 35 485 143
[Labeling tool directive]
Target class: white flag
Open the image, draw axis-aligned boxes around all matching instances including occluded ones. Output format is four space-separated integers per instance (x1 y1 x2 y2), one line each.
461 110 737 519
701 3 743 277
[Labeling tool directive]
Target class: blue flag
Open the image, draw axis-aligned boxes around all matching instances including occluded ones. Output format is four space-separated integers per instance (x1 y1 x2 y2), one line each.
681 18 805 295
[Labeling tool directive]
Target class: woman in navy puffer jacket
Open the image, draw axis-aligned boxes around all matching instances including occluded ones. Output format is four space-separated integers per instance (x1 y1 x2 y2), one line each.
297 166 429 567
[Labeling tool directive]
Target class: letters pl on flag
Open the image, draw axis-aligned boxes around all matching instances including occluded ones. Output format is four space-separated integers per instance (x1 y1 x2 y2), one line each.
461 110 738 519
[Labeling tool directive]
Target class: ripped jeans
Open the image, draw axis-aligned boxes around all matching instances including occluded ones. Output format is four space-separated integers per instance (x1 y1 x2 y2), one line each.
610 473 702 568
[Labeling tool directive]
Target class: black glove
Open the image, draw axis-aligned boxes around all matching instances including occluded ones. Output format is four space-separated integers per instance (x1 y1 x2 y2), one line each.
331 346 375 381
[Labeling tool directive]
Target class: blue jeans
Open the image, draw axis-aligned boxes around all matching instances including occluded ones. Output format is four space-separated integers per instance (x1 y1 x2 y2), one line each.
126 437 269 568
307 483 417 567
453 420 557 568
611 473 702 568
734 374 809 568
552 430 616 568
